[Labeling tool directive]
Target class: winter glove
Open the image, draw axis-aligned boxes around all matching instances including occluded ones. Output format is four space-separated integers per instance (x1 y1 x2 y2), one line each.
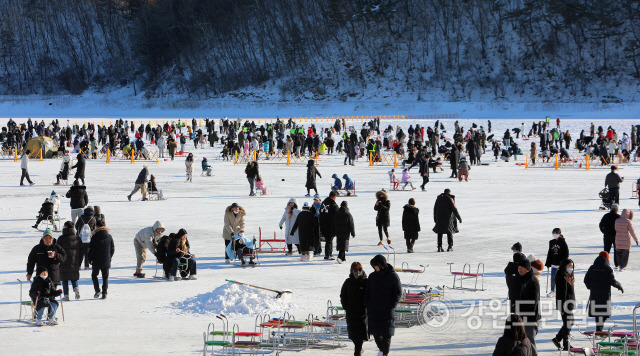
618 286 624 294
54 289 63 297
41 297 50 307
279 226 283 230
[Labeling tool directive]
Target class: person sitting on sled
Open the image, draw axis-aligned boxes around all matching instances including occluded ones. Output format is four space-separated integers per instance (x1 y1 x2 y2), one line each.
227 228 256 266
401 168 416 190
201 157 212 176
254 175 267 195
33 198 55 229
29 266 62 326
388 169 399 190
55 155 70 185
343 174 354 193
331 173 343 191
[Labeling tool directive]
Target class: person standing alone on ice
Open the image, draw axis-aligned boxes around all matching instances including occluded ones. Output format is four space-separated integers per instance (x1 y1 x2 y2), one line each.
605 166 623 204
128 165 149 201
365 254 402 356
374 190 391 246
340 262 368 355
544 228 569 297
402 198 420 253
305 159 321 197
432 189 461 252
20 149 35 186
223 203 245 264
133 221 165 278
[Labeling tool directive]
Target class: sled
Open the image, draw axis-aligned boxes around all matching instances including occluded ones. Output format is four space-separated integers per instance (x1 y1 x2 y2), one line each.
633 183 638 199
447 262 485 291
332 181 357 197
17 279 36 323
256 227 286 253
36 214 62 232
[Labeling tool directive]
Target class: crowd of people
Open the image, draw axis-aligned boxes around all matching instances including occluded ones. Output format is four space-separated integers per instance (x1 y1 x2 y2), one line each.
8 116 639 356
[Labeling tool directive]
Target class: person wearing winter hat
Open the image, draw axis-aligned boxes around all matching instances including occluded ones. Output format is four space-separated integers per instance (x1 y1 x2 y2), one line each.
279 198 301 256
290 202 319 261
133 221 165 278
26 229 67 287
340 262 369 355
29 266 62 326
57 220 84 301
511 242 522 254
584 251 623 331
76 206 96 270
304 159 322 197
365 254 401 356
222 203 246 263
600 204 620 268
552 259 576 351
517 258 541 356
505 252 525 313
310 194 322 218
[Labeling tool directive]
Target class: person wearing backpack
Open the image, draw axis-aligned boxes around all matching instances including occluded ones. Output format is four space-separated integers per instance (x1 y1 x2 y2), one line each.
75 207 96 270
133 221 165 278
492 313 532 356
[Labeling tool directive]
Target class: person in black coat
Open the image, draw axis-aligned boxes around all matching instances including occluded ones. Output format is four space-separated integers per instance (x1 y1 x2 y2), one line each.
76 207 96 269
340 262 369 355
552 259 576 351
319 191 339 260
57 221 84 301
290 204 319 261
418 155 429 191
71 152 86 185
584 252 623 331
26 229 67 286
33 198 54 229
433 189 462 252
492 313 532 356
365 254 401 356
128 165 149 201
505 252 526 313
305 159 321 196
517 259 541 356
374 190 391 245
449 143 460 178
599 204 620 267
88 219 114 299
544 228 569 295
66 181 89 223
245 161 259 196
166 228 197 280
334 201 355 263
402 198 420 253
29 266 62 326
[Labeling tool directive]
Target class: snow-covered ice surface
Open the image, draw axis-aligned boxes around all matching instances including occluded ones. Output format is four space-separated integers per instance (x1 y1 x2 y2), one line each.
1 117 640 356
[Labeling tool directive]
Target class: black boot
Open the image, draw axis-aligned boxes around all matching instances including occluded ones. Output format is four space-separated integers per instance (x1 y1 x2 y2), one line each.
447 246 453 252
437 246 444 252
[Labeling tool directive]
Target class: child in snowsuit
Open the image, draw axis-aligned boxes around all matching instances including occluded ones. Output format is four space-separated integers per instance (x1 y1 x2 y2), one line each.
458 157 470 181
201 157 212 176
343 174 354 195
331 173 343 191
255 176 267 195
401 169 415 190
388 169 399 190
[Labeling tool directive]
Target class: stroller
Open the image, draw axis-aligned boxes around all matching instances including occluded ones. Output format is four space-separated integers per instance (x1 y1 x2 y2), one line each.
599 188 611 210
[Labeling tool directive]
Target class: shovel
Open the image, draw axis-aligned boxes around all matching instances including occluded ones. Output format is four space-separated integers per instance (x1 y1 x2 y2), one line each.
225 279 292 299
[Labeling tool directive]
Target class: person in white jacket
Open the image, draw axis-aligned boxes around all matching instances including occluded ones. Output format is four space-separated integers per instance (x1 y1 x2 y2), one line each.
133 221 165 278
20 149 35 186
50 191 60 214
157 135 166 158
279 198 300 256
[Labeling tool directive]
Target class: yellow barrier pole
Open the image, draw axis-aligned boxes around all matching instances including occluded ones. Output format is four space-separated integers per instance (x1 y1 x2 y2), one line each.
106 149 110 163
39 149 43 162
156 150 159 164
586 155 590 170
234 151 238 165
616 155 619 170
14 147 18 162
525 155 528 169
394 153 398 168
287 151 290 166
254 150 257 161
315 151 318 166
131 149 135 164
369 153 373 166
555 154 558 170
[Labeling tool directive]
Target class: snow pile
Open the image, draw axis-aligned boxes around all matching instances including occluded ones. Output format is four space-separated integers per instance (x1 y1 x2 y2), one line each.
169 283 294 317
